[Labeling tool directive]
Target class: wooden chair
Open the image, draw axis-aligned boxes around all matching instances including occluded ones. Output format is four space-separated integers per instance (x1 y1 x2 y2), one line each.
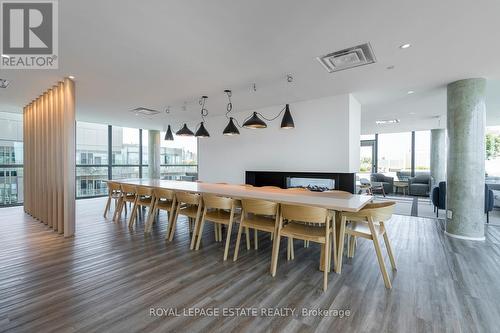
104 181 122 218
114 184 137 222
271 203 334 291
233 199 279 261
145 188 177 233
128 186 155 229
286 187 310 249
171 191 202 244
336 201 396 289
194 194 237 261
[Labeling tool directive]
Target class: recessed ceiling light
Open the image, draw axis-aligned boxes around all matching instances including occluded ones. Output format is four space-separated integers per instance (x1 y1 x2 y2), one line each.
68 75 75 80
376 119 400 125
407 90 415 94
399 43 411 49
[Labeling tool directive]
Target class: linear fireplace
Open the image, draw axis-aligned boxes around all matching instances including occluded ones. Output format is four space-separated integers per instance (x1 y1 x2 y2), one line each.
286 177 335 192
246 171 356 193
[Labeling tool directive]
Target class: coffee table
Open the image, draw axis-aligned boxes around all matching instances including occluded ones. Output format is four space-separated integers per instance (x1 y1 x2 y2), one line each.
394 180 408 196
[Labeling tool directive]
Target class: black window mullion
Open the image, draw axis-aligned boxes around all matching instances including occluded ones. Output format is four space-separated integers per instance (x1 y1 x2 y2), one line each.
139 129 143 178
411 131 416 177
108 125 112 180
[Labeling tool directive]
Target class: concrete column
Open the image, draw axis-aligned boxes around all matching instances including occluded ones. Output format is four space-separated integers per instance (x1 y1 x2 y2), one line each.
430 129 446 187
148 130 161 179
445 78 486 241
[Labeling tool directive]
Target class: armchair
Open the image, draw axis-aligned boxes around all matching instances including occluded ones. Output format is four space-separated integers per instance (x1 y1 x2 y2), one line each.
432 182 494 222
370 173 394 195
408 174 431 196
431 181 446 217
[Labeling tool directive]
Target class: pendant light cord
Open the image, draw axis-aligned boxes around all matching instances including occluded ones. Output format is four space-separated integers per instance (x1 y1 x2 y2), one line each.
255 106 286 121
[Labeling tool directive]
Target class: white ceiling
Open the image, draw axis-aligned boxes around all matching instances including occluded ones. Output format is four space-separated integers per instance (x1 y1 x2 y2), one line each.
1 0 500 132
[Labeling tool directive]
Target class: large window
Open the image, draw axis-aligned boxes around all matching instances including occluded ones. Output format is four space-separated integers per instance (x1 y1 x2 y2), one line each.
111 126 141 180
414 131 431 173
76 122 109 197
486 126 500 177
75 123 198 198
160 133 198 181
377 132 412 179
0 112 23 205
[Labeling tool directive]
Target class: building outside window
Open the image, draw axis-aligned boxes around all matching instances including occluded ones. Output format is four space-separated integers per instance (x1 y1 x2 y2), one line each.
0 111 23 206
377 132 412 179
160 132 198 181
76 122 109 197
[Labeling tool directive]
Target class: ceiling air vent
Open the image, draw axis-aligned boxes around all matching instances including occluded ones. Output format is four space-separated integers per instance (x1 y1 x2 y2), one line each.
0 79 10 88
130 107 160 116
317 43 376 73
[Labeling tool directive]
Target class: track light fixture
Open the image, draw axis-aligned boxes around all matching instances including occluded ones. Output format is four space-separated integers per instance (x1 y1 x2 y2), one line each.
195 96 210 138
223 90 240 135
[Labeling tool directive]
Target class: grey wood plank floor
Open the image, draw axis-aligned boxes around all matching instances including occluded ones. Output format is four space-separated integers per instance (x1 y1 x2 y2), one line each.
1 198 499 333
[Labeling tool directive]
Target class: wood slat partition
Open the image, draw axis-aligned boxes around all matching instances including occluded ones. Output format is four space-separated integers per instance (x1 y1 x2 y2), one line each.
23 78 76 237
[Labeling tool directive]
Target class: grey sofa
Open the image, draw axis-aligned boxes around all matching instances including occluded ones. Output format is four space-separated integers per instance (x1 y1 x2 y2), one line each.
370 173 393 195
408 174 431 196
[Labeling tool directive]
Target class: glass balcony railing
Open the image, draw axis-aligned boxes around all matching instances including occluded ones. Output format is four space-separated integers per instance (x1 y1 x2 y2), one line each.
0 165 23 206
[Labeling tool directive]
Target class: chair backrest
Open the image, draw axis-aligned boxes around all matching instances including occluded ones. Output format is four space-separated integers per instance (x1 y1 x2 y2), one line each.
261 186 281 190
357 201 395 222
137 186 154 197
154 188 175 200
318 190 351 198
485 185 494 212
202 194 233 210
176 191 200 205
241 198 278 216
121 184 137 194
107 181 121 192
240 184 253 187
281 204 329 224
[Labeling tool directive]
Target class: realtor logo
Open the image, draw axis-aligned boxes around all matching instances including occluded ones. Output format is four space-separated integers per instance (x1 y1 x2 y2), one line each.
1 0 58 69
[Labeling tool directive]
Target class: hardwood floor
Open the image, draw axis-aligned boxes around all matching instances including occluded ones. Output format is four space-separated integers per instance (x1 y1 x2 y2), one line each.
1 198 499 332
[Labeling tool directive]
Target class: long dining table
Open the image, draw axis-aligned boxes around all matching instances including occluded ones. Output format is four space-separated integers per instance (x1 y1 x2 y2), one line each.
108 179 373 272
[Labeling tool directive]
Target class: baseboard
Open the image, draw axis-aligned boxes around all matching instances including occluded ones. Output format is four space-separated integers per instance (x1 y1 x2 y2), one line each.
444 231 485 241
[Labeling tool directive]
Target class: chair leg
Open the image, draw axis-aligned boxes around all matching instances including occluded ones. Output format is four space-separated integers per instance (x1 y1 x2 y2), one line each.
103 196 111 218
214 223 219 241
245 227 251 250
436 209 439 218
195 209 207 250
487 212 490 224
382 231 397 270
113 197 124 222
290 238 294 260
168 205 180 241
223 212 235 261
234 223 244 261
254 229 258 250
335 216 347 274
271 228 282 277
331 215 337 270
368 219 392 289
324 231 330 291
128 202 139 228
145 202 157 233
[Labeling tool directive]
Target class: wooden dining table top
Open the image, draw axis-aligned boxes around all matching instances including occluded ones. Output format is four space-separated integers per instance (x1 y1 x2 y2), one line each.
108 179 372 212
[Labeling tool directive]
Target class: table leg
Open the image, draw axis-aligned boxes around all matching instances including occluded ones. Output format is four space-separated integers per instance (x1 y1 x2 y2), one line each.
319 211 340 272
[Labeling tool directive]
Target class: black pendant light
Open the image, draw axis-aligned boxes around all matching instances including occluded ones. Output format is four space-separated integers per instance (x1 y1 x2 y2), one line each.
176 123 194 136
164 124 174 140
223 117 240 135
243 112 267 129
222 90 240 135
195 96 210 138
280 104 295 129
195 122 210 138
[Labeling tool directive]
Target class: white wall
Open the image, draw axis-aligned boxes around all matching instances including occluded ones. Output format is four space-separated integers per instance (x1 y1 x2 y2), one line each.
198 94 360 183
